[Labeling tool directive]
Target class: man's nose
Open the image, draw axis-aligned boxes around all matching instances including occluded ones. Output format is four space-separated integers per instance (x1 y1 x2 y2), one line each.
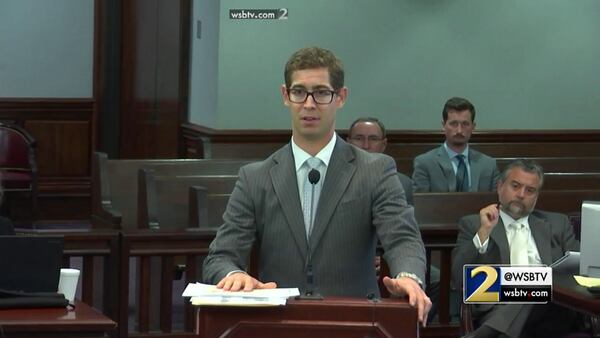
303 94 317 108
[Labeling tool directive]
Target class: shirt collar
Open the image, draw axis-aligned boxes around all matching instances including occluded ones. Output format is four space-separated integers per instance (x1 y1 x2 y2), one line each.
499 209 530 230
291 133 337 171
443 142 470 160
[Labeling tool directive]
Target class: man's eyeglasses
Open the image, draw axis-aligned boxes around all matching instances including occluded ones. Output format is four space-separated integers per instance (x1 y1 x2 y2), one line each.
349 136 384 143
287 88 337 104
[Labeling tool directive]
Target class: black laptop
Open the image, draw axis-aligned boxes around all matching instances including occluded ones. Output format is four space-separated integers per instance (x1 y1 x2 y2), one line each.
0 236 64 293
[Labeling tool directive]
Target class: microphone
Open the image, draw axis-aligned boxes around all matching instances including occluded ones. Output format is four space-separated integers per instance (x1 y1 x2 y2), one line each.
296 167 323 300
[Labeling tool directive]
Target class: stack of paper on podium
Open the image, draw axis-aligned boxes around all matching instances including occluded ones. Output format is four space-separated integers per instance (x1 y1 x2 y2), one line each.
182 283 300 306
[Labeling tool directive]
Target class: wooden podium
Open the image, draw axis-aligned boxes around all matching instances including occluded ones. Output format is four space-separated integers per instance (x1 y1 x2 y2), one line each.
196 297 418 338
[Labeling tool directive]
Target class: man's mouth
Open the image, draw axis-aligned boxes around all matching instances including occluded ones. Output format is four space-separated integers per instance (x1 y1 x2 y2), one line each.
302 116 320 122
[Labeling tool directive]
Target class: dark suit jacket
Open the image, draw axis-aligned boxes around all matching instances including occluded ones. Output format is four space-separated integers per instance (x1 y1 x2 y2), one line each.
451 209 580 328
452 210 579 288
412 145 499 192
203 137 426 297
0 216 15 235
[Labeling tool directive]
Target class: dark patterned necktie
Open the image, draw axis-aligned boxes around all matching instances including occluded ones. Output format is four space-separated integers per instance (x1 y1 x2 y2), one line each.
456 154 469 192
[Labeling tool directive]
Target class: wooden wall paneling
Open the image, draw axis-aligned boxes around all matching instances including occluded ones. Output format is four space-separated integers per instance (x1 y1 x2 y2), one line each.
25 120 91 176
0 100 94 223
119 0 190 159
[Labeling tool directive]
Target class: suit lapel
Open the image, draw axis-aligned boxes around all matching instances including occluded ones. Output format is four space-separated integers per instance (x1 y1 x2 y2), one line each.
490 220 510 264
469 149 480 191
435 146 455 191
270 145 308 258
529 214 553 265
309 139 356 253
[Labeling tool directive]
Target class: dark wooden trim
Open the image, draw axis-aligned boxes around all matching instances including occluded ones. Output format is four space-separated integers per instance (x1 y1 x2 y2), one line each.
0 99 94 120
182 123 600 143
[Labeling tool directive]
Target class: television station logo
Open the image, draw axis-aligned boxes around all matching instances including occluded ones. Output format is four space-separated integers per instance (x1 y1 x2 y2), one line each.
463 265 552 304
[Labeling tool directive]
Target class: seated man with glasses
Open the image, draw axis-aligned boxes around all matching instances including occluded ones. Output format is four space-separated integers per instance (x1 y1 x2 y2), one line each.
203 46 432 325
347 117 413 205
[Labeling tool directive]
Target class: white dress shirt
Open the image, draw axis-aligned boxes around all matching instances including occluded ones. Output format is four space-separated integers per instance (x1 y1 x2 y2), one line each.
472 209 542 265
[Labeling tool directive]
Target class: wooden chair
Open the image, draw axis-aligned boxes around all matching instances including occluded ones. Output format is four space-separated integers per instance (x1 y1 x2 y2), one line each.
0 123 38 222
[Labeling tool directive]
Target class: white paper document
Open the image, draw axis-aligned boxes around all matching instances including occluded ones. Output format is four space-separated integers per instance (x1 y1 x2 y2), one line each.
182 282 300 307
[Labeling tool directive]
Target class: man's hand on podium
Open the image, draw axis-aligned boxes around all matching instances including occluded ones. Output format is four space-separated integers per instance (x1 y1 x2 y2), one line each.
216 272 278 292
382 276 432 326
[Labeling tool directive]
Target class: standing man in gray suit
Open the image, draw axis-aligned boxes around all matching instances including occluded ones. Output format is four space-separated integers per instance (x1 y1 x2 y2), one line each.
412 97 499 192
452 159 580 338
347 117 413 205
203 46 432 324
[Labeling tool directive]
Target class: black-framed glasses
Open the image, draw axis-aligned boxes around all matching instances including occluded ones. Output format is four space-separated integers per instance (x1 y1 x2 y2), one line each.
287 87 336 104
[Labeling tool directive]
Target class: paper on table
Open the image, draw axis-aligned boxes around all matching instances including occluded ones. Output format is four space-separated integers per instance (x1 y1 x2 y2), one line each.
190 296 288 307
573 275 600 287
182 282 300 298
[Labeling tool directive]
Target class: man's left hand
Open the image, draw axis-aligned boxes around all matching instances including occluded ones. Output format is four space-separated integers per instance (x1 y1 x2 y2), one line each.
383 276 432 326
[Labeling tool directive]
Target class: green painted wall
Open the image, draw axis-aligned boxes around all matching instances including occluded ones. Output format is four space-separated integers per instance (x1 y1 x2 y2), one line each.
189 0 600 130
0 0 94 98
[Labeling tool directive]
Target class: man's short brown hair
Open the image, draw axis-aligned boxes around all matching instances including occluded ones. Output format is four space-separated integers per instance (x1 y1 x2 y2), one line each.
284 47 344 90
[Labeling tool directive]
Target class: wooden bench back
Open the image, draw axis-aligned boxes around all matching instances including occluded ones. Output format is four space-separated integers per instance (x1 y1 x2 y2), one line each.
91 152 250 229
395 156 600 177
414 189 600 227
138 169 238 230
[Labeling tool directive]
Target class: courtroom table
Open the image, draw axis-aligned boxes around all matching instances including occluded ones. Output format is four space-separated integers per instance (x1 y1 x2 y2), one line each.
553 272 600 316
196 296 418 338
0 301 116 338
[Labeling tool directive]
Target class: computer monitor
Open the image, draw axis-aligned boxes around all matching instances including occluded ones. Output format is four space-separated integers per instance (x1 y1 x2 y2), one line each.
580 201 600 278
0 235 64 293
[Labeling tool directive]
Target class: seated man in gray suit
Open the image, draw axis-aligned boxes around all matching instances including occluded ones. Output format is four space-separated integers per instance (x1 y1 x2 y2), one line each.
412 97 499 192
203 46 432 324
452 159 580 338
347 117 413 205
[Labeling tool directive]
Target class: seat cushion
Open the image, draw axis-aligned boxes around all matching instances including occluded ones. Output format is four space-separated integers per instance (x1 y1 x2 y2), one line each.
1 171 33 190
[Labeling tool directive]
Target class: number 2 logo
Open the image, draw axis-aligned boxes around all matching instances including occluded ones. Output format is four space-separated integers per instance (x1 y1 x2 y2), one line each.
466 266 500 302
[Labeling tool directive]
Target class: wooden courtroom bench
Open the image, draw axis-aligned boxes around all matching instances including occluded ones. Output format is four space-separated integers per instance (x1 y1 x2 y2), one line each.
137 169 237 230
385 141 600 160
496 157 600 174
542 172 600 190
91 152 251 230
394 156 600 178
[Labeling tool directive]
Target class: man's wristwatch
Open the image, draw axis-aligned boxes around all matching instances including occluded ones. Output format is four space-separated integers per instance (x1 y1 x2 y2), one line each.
396 272 424 287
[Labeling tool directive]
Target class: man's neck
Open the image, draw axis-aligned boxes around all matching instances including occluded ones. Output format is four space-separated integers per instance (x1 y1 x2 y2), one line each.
294 133 334 156
445 142 467 154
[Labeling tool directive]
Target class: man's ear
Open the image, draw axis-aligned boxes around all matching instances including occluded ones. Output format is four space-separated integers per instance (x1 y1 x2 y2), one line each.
336 87 348 107
280 85 289 106
381 137 388 152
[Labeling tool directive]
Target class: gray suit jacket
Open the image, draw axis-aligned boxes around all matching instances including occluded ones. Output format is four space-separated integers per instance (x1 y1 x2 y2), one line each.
412 145 499 193
203 137 426 297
